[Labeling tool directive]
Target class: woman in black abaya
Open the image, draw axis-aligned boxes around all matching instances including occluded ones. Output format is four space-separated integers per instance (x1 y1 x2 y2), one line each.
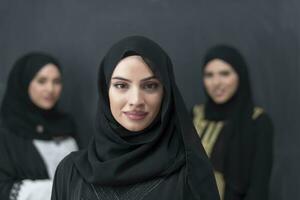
0 52 78 200
51 36 220 200
192 45 273 200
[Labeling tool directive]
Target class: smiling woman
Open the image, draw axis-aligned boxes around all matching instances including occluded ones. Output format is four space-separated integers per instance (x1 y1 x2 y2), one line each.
51 36 220 200
28 64 63 110
0 52 78 200
109 55 164 132
193 45 273 200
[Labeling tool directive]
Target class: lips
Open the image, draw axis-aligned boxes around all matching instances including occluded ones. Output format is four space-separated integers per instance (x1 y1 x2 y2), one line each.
123 111 148 120
43 96 56 102
212 89 225 97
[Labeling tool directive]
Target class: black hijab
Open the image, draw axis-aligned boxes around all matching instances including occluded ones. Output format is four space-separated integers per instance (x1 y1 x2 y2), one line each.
72 36 219 200
0 52 75 140
202 45 255 195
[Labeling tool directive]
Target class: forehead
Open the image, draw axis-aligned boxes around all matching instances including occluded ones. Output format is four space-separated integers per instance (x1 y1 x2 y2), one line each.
111 55 154 78
34 63 61 77
204 59 235 72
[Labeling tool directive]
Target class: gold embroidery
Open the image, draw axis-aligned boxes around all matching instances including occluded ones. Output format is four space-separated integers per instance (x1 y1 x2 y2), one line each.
214 171 225 200
193 104 265 199
252 107 264 119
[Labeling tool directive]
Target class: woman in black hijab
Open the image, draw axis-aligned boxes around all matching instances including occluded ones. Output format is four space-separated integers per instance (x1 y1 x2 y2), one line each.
0 52 78 200
192 45 273 200
51 36 220 200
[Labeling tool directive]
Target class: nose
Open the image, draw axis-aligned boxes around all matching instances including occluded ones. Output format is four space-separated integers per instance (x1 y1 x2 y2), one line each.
128 87 144 107
45 82 55 93
211 76 221 86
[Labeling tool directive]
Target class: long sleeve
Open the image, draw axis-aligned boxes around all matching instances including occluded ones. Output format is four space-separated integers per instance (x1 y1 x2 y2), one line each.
17 179 52 200
51 155 74 200
0 129 18 199
245 114 273 200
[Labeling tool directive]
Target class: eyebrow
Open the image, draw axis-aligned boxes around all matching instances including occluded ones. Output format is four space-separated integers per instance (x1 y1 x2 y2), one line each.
111 76 158 82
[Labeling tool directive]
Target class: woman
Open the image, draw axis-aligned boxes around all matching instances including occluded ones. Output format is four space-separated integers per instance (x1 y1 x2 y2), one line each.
0 53 78 200
192 45 273 200
51 36 220 200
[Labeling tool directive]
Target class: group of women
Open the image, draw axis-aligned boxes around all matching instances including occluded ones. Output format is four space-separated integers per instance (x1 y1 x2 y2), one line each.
0 36 273 200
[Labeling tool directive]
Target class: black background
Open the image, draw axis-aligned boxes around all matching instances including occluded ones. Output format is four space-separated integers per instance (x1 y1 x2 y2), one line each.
1 1 299 199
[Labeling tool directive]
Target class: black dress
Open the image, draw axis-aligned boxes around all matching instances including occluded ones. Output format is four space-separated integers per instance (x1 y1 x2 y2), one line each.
51 36 220 200
0 52 79 200
51 152 186 200
193 105 273 200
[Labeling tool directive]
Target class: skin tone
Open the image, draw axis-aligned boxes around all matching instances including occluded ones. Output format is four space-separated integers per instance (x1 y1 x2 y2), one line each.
108 55 164 132
203 59 239 104
28 64 62 110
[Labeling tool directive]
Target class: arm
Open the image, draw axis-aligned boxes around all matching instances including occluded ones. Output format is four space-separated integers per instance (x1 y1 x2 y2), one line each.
0 128 52 200
245 114 274 200
51 155 74 200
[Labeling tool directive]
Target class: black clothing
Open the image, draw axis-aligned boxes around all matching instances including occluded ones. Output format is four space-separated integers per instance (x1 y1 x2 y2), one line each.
1 52 74 140
0 52 77 200
52 36 219 200
193 45 273 200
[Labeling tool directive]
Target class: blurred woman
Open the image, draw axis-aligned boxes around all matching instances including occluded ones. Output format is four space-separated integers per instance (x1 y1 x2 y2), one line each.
0 52 78 200
192 45 273 200
51 36 220 200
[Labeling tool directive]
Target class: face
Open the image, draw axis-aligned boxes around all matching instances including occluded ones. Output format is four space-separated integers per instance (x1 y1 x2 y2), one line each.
108 55 164 132
203 59 239 104
28 64 62 110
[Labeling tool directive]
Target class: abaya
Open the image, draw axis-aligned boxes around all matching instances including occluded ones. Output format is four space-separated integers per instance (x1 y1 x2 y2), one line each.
51 36 220 200
193 45 273 200
0 52 78 200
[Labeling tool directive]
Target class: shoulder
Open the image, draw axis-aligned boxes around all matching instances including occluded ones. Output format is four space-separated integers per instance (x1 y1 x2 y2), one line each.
52 151 85 200
55 152 77 177
192 104 205 118
252 107 273 127
252 107 274 139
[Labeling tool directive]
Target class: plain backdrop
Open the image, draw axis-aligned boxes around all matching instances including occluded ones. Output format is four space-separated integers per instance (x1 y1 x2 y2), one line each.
1 1 299 199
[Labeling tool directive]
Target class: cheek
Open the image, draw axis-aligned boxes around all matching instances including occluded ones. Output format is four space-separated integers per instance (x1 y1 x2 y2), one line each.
54 85 62 96
28 83 41 99
148 93 163 112
109 90 125 113
203 79 213 93
227 76 239 92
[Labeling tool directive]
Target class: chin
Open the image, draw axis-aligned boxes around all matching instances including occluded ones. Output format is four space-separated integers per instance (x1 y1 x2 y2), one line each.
125 126 144 132
38 104 55 110
123 122 148 132
213 98 228 104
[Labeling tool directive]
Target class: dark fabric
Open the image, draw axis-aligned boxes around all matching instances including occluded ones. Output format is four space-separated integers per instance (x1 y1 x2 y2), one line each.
52 36 219 200
200 45 273 199
0 52 77 199
0 52 75 140
0 125 49 199
52 155 185 200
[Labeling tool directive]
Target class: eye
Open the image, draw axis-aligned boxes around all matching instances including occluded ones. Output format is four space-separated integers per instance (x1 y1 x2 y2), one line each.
142 82 160 91
53 78 62 85
36 78 47 84
220 70 231 76
203 72 213 78
112 82 129 89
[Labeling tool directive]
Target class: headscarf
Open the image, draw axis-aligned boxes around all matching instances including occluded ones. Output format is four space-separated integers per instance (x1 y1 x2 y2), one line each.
0 52 75 140
72 36 219 200
202 45 255 195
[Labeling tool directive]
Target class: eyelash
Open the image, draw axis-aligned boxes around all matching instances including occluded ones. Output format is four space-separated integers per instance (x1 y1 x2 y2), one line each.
36 79 62 84
204 71 231 78
112 82 160 91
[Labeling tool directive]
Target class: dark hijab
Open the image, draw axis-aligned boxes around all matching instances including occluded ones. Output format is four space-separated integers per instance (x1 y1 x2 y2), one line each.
202 45 255 195
72 36 219 200
0 52 75 140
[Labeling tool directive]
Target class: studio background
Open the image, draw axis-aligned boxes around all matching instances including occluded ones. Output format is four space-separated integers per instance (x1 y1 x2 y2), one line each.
0 1 299 199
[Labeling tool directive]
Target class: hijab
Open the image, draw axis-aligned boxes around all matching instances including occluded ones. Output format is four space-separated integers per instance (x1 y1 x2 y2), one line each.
202 45 255 194
72 36 219 200
0 52 75 140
